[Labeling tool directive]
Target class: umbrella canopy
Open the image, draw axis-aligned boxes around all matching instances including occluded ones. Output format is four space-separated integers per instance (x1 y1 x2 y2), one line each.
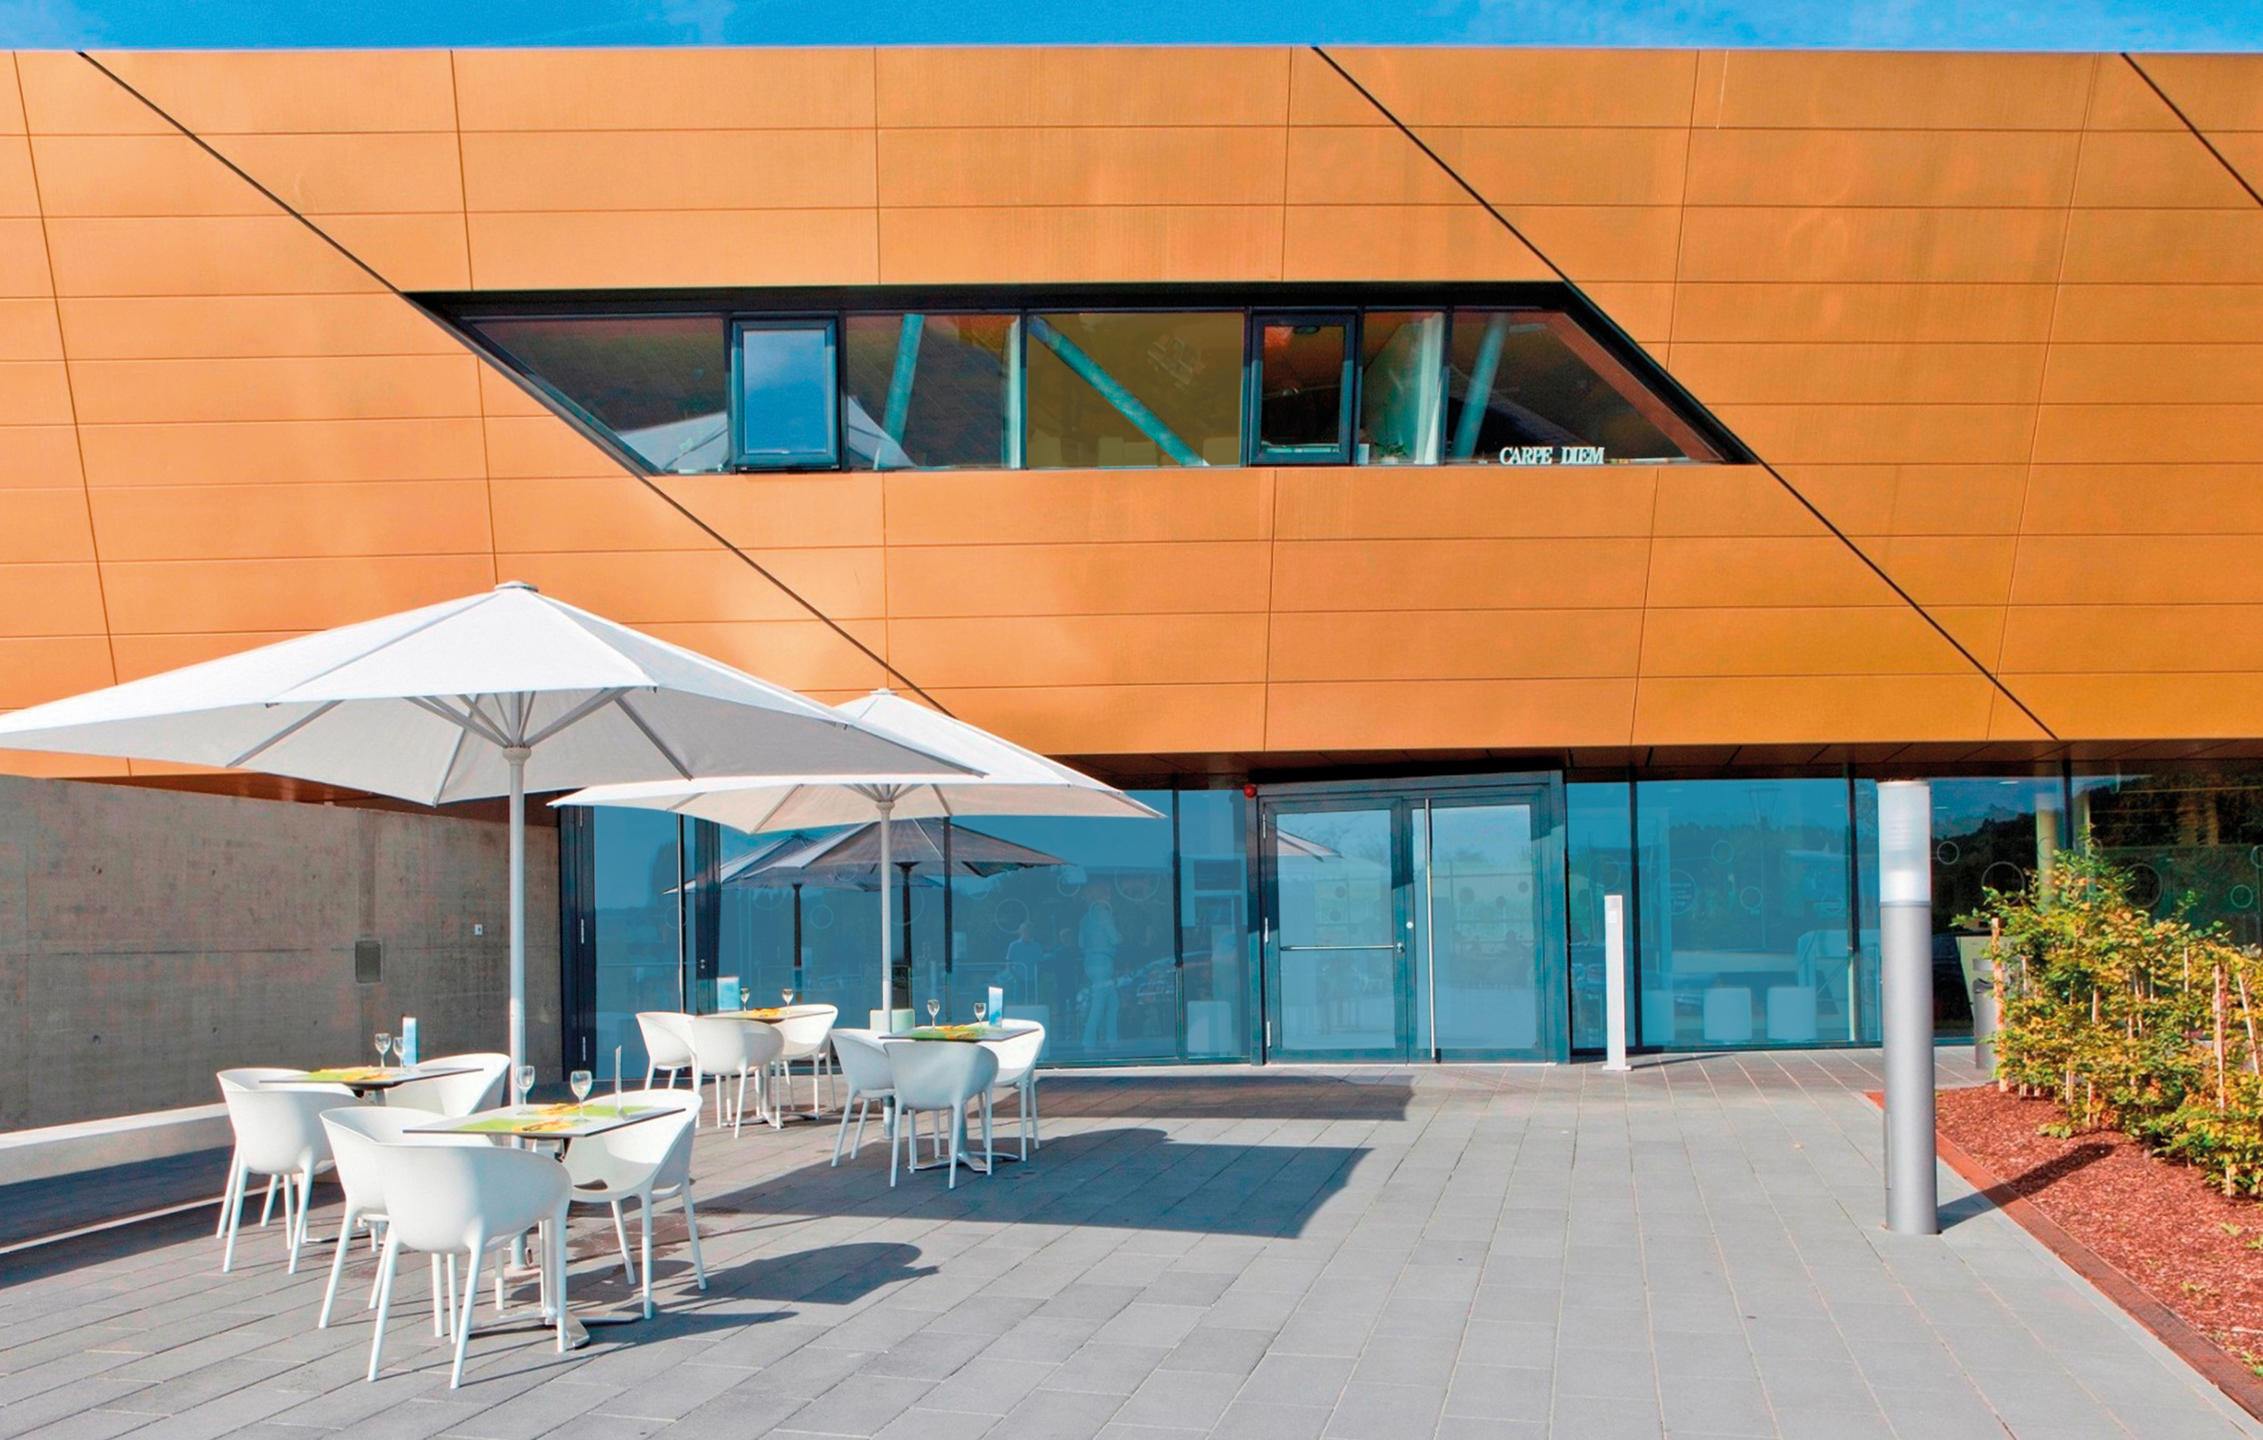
557 688 1160 1022
721 818 1065 888
0 582 969 1089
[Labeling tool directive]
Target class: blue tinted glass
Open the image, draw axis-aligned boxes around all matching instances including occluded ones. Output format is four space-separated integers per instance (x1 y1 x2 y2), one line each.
471 314 728 474
1566 782 1631 1050
1178 789 1251 1059
590 808 683 1077
944 796 1178 1063
736 322 838 466
2076 767 2263 948
1635 778 1855 1048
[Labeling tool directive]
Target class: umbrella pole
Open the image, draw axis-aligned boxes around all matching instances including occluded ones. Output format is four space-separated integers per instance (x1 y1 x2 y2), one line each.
876 797 895 1030
507 745 529 1101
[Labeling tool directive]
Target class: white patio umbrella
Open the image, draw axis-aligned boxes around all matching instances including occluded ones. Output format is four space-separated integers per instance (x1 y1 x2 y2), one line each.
555 688 1162 1026
0 583 969 1091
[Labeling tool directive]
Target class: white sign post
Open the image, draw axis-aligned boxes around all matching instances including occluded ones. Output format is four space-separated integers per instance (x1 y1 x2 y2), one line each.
1604 894 1630 1072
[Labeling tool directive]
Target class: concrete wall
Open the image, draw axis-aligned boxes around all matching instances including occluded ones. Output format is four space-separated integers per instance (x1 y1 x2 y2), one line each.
0 774 560 1130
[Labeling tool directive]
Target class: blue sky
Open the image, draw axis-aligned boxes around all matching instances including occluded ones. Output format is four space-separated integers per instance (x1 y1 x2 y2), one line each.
2 0 2258 51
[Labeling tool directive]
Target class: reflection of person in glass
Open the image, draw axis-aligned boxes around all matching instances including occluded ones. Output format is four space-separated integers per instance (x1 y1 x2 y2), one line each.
1079 893 1121 1049
1004 919 1045 1001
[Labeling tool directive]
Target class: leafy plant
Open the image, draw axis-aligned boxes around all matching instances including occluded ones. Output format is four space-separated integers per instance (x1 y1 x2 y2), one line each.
1969 850 2263 1195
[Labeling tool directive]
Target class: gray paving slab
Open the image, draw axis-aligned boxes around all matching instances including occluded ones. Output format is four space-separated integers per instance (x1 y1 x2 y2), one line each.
1 1054 2257 1439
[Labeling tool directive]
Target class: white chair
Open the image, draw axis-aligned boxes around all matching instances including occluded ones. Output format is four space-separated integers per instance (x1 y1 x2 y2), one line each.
829 1029 897 1167
769 1005 838 1118
685 1016 783 1137
214 1067 342 1239
219 1084 361 1273
636 1012 697 1090
317 1106 490 1337
388 1053 509 1116
889 1042 998 1191
983 1023 1046 1163
562 1089 707 1319
366 1142 570 1388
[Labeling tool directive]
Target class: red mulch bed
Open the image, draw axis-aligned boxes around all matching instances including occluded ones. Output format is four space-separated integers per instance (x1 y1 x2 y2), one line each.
1938 1085 2263 1364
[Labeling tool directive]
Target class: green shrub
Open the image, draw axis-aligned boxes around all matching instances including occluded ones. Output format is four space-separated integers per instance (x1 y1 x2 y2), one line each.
1969 849 2263 1194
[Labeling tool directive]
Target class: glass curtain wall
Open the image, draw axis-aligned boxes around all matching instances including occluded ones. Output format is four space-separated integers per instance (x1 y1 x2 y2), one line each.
1025 312 1243 468
2075 768 2263 949
1924 777 2065 1035
1566 781 1633 1051
575 791 1244 1067
1634 778 1873 1048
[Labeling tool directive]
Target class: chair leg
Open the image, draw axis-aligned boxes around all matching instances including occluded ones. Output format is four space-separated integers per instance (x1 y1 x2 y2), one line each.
319 1206 354 1327
431 1254 446 1338
259 1173 278 1229
947 1106 961 1191
215 1150 242 1239
733 1072 747 1138
610 1200 636 1285
982 1093 993 1171
452 1239 483 1389
367 1231 401 1383
220 1170 244 1273
285 1170 310 1275
639 1194 655 1320
445 1255 458 1336
681 1185 707 1291
832 1095 855 1167
551 1213 569 1354
889 1107 902 1188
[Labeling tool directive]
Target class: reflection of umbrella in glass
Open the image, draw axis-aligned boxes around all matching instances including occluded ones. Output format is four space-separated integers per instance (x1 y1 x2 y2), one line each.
726 819 1065 996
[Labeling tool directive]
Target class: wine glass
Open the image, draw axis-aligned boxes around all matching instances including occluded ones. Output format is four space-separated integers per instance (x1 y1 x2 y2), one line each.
972 999 988 1025
781 987 795 1008
515 1065 536 1104
926 998 940 1026
374 1032 392 1068
569 1069 593 1106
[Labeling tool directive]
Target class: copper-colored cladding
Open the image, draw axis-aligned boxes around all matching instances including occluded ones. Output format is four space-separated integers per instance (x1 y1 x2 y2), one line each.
0 46 2259 776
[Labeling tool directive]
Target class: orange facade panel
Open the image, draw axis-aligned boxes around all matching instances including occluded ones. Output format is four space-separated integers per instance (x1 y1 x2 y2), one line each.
4 43 2263 763
872 48 1291 129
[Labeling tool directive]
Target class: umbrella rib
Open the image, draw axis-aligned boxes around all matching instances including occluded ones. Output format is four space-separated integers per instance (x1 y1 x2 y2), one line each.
524 688 630 749
407 695 514 750
227 700 341 769
613 693 693 779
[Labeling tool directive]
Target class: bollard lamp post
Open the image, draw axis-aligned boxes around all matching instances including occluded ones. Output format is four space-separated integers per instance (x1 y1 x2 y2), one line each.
1879 780 1938 1236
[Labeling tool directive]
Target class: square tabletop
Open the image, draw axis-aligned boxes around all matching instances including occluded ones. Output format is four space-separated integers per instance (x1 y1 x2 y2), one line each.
266 1064 478 1090
404 1100 676 1141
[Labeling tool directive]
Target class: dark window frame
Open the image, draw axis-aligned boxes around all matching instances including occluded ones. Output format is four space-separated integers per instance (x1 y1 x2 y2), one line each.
1245 308 1358 466
729 315 844 472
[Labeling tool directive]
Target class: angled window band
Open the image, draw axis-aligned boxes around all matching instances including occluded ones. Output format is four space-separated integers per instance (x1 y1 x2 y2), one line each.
419 284 1748 478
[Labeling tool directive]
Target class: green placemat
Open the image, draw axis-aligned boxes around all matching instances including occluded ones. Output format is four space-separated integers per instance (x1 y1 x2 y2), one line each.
903 1025 1016 1043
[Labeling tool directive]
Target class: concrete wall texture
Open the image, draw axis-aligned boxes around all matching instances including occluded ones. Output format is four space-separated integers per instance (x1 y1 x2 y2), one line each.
0 774 558 1129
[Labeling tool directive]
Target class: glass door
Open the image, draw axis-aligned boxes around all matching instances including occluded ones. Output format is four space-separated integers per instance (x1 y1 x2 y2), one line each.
1416 799 1555 1061
1262 802 1412 1061
1260 778 1567 1064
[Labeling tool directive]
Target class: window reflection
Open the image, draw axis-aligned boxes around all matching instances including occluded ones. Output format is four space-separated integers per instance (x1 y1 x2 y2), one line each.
1178 790 1250 1058
1635 779 1868 1048
470 314 729 474
945 799 1180 1062
589 808 684 1077
842 314 1018 470
1253 314 1351 463
1444 308 1716 464
1357 311 1445 465
1566 782 1632 1051
2076 768 2263 949
1924 778 2063 1036
1025 312 1242 468
735 320 839 467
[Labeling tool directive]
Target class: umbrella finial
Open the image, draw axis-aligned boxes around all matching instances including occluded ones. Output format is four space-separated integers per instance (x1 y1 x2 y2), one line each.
495 580 539 593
